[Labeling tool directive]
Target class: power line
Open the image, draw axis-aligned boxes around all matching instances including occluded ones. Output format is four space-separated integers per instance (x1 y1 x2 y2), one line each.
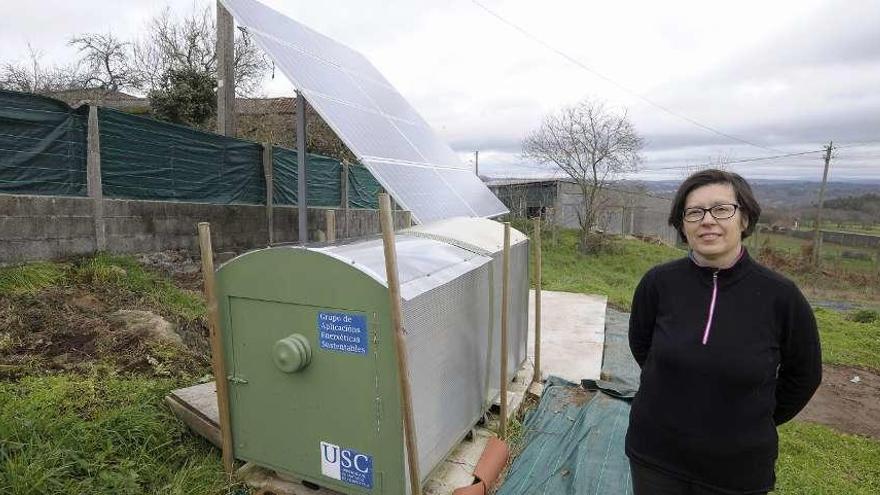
469 0 786 154
643 149 828 171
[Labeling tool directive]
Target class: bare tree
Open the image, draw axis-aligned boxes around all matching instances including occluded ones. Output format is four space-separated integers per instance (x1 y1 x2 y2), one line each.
523 98 643 251
130 5 270 96
69 33 136 94
0 44 86 94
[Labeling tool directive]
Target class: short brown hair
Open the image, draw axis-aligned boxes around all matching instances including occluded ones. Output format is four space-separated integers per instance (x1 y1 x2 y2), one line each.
668 169 761 243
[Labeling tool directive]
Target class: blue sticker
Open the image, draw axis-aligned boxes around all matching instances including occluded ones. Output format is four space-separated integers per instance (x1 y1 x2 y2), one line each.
317 312 368 355
320 441 373 489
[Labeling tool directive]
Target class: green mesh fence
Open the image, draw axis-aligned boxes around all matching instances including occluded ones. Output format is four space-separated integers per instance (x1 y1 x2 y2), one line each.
348 163 382 209
0 90 88 196
99 108 265 204
0 90 385 209
273 147 341 207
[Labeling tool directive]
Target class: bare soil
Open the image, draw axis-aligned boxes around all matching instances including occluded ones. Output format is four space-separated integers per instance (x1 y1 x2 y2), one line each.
0 282 209 379
797 364 880 440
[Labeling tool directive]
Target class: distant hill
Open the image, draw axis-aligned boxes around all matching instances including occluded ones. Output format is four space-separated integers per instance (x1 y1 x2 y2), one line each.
824 193 880 214
636 180 880 208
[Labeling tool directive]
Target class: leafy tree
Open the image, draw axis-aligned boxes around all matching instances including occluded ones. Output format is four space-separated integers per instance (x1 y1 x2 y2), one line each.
148 67 216 128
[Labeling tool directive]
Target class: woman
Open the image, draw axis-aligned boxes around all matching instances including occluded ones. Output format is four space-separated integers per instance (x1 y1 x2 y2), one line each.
626 169 822 494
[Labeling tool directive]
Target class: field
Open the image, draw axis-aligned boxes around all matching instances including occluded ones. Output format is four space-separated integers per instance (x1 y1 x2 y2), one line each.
1 231 879 494
0 254 233 494
519 225 880 493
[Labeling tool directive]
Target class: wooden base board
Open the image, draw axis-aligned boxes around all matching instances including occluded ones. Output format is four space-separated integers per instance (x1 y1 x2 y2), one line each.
166 362 537 495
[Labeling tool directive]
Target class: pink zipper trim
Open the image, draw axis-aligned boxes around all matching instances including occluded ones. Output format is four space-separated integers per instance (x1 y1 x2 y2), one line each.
702 271 719 345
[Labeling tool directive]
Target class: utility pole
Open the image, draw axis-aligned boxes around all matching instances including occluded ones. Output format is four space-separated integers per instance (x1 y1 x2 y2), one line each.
215 0 236 136
811 141 834 267
474 150 479 176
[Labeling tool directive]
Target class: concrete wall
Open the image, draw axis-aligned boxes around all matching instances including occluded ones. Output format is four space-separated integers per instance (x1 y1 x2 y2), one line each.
1 194 409 264
785 228 880 249
556 183 678 245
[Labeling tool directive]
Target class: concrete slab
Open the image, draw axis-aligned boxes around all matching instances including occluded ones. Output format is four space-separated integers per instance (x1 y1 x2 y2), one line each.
528 290 607 383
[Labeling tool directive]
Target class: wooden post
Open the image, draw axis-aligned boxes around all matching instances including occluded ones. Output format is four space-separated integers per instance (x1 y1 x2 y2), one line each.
87 105 106 251
342 161 350 238
533 217 542 384
263 143 274 245
378 193 422 495
812 142 834 266
296 91 308 244
499 222 511 439
215 0 235 136
197 223 234 477
325 209 336 242
403 211 412 228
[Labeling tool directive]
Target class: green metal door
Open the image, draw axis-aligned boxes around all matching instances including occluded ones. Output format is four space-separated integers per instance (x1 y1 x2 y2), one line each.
228 297 381 493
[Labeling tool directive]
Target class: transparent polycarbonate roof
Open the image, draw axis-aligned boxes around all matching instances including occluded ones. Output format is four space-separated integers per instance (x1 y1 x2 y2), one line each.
219 0 508 223
314 235 491 301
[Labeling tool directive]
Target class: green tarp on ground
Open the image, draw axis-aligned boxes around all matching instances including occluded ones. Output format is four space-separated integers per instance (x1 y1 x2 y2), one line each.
497 308 639 494
99 108 265 204
0 90 88 196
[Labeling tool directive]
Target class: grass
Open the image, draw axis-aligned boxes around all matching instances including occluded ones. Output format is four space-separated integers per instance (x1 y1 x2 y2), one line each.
74 253 206 323
0 253 205 323
0 254 222 493
2 238 878 494
522 227 880 492
0 262 68 296
776 422 880 494
525 227 683 311
814 307 880 372
756 231 878 270
0 372 234 495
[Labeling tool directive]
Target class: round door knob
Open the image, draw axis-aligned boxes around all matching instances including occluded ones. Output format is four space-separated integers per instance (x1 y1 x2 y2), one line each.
273 334 312 373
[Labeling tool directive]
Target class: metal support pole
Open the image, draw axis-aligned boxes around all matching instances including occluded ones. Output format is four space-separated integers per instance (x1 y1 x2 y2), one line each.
87 105 106 251
378 193 422 495
296 91 308 243
342 161 350 238
533 217 542 384
499 222 511 439
215 1 235 136
262 143 274 245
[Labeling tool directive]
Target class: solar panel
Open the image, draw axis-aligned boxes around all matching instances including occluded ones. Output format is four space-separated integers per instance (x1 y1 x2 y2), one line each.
219 0 508 223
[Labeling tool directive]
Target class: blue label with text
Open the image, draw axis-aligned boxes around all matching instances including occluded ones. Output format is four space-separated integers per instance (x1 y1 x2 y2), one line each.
320 441 373 489
317 312 368 355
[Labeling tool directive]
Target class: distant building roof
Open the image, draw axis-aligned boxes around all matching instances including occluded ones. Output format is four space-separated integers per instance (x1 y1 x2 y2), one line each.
483 177 573 187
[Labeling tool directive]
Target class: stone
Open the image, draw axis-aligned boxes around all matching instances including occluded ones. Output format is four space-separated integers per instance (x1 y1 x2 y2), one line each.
110 309 182 346
71 294 107 313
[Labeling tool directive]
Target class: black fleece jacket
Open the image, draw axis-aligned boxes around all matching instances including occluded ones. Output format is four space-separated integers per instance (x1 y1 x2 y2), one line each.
625 250 822 494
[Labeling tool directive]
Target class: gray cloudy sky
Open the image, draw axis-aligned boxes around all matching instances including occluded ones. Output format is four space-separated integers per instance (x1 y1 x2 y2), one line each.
2 0 879 181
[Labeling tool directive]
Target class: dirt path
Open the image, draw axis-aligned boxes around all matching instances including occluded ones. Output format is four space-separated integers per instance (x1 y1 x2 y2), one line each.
797 364 880 440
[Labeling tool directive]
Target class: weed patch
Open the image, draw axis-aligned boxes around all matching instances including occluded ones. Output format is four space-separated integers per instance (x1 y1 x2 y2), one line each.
776 421 880 494
0 372 236 494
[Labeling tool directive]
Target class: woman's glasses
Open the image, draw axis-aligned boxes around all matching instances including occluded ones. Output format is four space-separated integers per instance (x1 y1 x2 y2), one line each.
683 204 739 222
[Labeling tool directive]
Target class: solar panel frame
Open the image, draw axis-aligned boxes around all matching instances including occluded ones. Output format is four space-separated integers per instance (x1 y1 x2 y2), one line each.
220 0 508 221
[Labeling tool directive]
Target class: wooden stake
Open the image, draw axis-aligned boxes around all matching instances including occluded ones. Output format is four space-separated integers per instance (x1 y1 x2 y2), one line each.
500 222 511 439
378 194 422 495
198 223 234 477
533 217 542 384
